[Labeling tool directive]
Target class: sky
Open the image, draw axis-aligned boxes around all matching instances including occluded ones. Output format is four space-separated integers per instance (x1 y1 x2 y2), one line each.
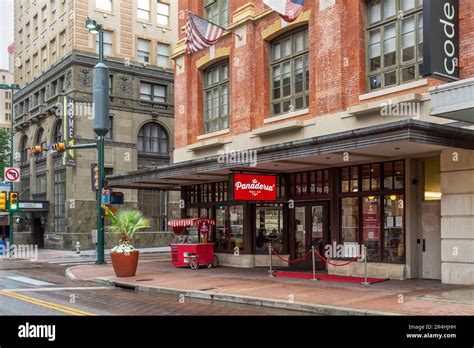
0 0 14 71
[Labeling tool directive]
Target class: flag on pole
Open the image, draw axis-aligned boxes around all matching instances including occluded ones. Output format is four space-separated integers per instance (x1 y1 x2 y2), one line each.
263 0 305 23
185 12 225 54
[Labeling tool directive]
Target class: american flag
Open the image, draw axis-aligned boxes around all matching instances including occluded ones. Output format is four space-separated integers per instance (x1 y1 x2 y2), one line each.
185 12 224 54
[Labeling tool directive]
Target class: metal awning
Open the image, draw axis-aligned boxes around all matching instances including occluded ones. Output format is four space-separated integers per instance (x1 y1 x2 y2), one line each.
430 77 474 123
107 119 474 190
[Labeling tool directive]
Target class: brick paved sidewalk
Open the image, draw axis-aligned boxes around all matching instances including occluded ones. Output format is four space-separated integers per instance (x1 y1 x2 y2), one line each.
68 260 474 316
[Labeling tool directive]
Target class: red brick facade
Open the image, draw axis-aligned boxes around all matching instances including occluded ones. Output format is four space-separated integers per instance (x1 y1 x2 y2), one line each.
174 0 474 149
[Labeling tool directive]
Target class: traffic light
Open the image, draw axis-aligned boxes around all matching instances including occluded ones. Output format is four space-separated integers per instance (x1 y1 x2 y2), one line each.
49 142 67 153
0 192 6 211
93 165 99 190
28 145 43 156
9 192 19 212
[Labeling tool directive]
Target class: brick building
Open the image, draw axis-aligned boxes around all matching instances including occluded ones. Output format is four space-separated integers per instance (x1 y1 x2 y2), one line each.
11 0 181 250
109 0 474 284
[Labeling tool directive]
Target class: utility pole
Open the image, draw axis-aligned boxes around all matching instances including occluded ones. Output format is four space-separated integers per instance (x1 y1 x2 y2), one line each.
0 83 20 252
86 19 109 265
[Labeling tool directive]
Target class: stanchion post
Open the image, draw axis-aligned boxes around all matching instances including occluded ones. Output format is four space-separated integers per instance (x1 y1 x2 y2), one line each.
311 246 317 281
361 245 370 286
268 243 274 277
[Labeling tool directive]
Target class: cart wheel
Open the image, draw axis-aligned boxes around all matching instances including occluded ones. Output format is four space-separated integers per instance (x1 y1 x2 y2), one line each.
212 255 219 268
189 257 199 270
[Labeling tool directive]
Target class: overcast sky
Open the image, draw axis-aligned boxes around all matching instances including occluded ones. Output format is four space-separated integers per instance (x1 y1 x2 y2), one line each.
0 0 14 71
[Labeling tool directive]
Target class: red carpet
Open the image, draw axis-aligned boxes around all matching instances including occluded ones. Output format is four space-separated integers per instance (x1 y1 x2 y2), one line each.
273 271 387 284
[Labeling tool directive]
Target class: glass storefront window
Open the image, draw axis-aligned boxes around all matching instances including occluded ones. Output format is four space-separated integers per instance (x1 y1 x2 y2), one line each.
341 197 359 244
394 161 404 189
186 208 199 243
229 205 244 252
256 205 283 254
362 196 381 261
341 167 349 193
350 167 359 192
384 162 393 190
383 195 405 262
215 206 228 251
371 164 380 190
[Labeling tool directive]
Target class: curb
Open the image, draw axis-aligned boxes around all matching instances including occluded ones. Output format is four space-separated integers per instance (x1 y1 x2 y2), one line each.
65 267 399 316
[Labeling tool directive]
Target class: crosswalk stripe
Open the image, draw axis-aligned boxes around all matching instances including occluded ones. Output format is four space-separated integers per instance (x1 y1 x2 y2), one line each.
7 276 54 286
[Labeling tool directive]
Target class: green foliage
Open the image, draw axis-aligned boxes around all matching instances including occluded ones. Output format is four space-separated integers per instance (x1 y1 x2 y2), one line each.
0 129 10 181
105 207 151 245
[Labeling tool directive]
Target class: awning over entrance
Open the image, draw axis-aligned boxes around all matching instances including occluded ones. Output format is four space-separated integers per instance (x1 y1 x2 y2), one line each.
107 120 474 190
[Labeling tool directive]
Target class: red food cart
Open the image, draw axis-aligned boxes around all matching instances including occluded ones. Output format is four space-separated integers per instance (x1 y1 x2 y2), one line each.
168 218 219 270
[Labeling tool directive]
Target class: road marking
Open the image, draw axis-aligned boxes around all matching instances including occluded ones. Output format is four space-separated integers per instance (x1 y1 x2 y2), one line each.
7 276 54 286
4 286 111 292
0 291 96 316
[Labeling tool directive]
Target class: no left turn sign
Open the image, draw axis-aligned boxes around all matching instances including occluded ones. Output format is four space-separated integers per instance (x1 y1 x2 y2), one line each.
4 168 21 183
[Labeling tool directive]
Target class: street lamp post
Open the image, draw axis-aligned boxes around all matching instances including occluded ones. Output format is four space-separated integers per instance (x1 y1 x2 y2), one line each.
86 19 109 265
0 83 20 251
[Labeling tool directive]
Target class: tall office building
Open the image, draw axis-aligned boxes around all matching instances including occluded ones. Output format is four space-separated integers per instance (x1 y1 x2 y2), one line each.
12 0 180 249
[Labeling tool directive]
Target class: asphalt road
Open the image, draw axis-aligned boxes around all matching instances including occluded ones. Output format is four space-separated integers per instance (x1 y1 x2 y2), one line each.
0 259 313 316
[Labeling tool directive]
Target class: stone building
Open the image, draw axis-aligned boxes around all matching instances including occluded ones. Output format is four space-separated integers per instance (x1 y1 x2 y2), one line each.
109 0 474 285
12 0 180 249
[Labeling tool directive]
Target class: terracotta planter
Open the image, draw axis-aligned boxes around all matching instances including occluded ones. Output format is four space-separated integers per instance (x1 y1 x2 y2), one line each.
110 250 140 277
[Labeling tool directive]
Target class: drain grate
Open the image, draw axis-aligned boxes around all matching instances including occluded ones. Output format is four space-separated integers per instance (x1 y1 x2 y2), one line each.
198 287 216 291
136 279 153 282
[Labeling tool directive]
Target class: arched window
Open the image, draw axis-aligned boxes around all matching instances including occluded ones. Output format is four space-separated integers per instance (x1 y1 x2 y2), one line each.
20 135 28 164
138 123 169 155
270 27 309 116
52 120 63 143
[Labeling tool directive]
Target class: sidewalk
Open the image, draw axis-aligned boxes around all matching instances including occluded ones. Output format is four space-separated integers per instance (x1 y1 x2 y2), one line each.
37 247 170 261
66 259 474 316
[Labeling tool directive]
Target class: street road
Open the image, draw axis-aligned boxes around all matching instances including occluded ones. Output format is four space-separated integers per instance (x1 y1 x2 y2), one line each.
0 259 312 316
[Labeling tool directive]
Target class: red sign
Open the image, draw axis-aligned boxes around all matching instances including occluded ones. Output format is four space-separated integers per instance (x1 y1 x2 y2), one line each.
233 174 277 201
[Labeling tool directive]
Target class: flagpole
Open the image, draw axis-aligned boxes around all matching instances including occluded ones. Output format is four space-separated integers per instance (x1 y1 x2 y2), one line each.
189 11 242 41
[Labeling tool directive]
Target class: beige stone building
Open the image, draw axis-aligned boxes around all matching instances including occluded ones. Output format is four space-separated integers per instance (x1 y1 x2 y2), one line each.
0 69 14 131
12 0 180 249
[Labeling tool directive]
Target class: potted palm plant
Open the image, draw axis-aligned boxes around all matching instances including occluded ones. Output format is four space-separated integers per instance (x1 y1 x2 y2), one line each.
105 207 151 277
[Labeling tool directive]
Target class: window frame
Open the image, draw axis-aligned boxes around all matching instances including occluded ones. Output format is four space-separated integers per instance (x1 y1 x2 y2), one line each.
203 0 229 28
137 38 151 63
203 60 230 133
137 122 169 155
156 1 170 27
269 27 310 117
366 0 424 91
140 81 167 103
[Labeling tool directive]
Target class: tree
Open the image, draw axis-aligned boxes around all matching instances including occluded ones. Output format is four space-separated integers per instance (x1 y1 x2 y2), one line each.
0 129 9 182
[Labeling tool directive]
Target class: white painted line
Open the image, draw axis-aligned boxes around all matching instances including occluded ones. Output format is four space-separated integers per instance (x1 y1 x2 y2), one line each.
7 276 55 286
3 286 111 292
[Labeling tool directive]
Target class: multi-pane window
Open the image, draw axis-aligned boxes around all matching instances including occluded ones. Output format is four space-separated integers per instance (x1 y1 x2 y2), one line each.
96 0 112 12
50 38 56 62
204 61 229 133
41 6 47 29
54 170 66 233
138 122 169 154
105 116 113 140
53 120 63 143
137 0 150 21
59 30 66 57
36 175 47 194
204 0 229 28
157 43 170 67
50 0 56 20
33 14 38 37
41 46 47 70
157 1 170 26
140 82 166 102
270 28 309 116
97 31 113 56
33 53 39 76
137 38 150 62
35 128 45 159
367 0 423 91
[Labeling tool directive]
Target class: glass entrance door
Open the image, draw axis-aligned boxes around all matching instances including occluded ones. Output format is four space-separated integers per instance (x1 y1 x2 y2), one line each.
293 202 329 269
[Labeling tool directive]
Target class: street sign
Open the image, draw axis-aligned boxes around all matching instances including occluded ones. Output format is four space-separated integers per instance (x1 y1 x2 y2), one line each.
111 192 124 205
102 188 110 205
0 184 11 193
4 168 20 183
